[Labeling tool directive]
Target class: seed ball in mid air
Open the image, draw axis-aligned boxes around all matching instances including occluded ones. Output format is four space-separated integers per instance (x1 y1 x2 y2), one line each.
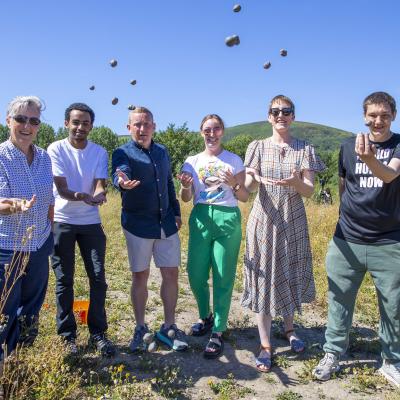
128 105 136 111
130 79 137 85
233 4 241 12
225 35 240 47
263 62 271 69
109 59 118 67
89 85 95 90
280 49 288 57
365 121 372 127
111 97 118 105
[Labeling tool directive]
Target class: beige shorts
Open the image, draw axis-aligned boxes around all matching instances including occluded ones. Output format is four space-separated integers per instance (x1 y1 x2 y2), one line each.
123 228 181 272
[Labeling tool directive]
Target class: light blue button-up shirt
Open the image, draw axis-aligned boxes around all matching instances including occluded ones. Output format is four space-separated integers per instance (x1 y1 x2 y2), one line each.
0 140 53 251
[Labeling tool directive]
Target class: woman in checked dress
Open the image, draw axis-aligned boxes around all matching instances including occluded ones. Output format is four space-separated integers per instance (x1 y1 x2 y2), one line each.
242 95 325 372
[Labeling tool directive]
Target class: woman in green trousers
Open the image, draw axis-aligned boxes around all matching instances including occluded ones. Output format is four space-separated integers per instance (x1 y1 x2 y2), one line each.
178 114 249 358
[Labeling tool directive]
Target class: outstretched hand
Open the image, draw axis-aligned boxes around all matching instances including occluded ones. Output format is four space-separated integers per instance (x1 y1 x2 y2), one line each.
355 133 376 161
274 169 301 187
117 169 141 190
0 194 36 215
176 172 193 189
218 169 237 187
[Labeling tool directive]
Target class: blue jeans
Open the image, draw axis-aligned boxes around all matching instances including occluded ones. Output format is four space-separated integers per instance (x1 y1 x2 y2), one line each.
51 223 108 339
0 233 53 359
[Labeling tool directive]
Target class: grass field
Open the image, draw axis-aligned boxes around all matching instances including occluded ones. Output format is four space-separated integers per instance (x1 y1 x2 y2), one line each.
1 192 389 399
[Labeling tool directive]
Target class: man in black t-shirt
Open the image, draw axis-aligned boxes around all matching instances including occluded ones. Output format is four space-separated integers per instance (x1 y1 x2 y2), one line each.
313 92 400 387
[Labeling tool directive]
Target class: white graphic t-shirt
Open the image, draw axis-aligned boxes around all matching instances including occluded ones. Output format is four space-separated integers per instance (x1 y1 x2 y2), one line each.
181 150 244 207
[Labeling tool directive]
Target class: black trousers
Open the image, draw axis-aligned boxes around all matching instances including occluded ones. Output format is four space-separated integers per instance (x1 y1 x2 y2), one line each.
51 223 108 339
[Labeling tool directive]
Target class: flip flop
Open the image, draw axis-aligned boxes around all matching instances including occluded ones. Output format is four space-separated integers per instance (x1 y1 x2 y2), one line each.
285 329 305 353
255 344 272 372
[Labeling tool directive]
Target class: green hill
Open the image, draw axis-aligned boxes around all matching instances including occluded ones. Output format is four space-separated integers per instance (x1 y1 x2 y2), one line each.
224 121 353 152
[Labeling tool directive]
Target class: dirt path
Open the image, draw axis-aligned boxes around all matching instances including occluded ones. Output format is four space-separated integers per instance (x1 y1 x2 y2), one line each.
103 258 398 400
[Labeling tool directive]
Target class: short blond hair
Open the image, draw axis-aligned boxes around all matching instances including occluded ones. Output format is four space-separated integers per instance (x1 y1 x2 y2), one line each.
128 106 153 123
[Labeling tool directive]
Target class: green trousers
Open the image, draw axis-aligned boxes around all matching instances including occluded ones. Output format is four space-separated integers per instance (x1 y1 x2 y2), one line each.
324 237 400 360
187 203 242 332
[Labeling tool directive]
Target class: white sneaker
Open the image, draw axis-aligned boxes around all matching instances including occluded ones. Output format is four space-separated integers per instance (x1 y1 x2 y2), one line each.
379 359 400 387
312 352 340 381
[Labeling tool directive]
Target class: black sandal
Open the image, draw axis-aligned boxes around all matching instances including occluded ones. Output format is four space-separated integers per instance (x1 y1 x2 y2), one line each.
191 313 214 337
203 333 224 359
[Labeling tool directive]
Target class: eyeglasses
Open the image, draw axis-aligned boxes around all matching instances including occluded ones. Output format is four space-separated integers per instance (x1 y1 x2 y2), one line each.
270 107 294 117
13 115 41 126
202 126 222 134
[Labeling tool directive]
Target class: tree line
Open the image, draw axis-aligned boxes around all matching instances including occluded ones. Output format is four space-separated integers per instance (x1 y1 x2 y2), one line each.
0 122 338 198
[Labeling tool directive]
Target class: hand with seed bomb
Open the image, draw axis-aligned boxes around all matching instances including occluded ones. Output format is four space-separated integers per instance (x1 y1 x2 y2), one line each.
116 169 141 190
177 172 193 188
355 133 376 161
0 195 36 215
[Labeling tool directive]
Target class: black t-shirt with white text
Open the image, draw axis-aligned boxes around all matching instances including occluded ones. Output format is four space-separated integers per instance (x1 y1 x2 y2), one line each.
334 133 400 244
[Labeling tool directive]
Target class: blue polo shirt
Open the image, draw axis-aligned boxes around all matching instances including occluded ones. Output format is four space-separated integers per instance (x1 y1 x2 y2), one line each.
111 140 180 239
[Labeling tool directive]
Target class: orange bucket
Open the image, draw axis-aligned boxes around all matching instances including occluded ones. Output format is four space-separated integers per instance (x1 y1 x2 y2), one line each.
73 299 89 325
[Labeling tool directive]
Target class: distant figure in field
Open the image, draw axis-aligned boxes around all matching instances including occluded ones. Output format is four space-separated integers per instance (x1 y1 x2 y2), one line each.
243 95 325 372
313 92 400 387
0 96 54 364
111 106 188 353
319 186 333 205
48 103 115 356
178 114 249 358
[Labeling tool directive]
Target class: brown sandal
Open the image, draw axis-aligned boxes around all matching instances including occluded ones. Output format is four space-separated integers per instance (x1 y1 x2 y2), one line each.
255 344 272 372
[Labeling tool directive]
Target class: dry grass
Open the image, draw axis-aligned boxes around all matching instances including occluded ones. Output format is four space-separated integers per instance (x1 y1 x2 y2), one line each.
0 192 383 399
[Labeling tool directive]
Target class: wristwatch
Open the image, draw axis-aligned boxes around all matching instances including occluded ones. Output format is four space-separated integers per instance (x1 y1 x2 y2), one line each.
232 183 241 192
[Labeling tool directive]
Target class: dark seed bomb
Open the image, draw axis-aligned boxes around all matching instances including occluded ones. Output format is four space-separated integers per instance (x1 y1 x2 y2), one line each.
89 85 95 90
263 62 271 69
111 97 119 105
233 4 241 12
128 105 136 111
225 35 240 47
280 49 288 57
109 59 118 67
130 80 137 85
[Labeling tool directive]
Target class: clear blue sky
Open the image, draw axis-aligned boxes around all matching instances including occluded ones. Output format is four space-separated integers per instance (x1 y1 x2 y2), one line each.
1 0 399 135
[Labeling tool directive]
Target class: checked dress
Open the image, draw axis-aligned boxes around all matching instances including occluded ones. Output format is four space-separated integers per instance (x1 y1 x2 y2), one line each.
241 138 325 317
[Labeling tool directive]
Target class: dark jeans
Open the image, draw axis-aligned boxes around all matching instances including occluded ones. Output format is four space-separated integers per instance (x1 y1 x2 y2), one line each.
51 223 108 339
0 233 53 359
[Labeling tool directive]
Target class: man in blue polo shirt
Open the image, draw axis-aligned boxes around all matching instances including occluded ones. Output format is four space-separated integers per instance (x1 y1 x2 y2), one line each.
111 106 187 352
